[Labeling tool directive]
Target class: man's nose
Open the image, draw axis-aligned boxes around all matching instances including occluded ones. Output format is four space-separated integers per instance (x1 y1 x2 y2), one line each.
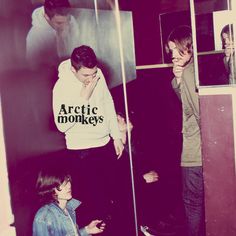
224 38 230 45
172 50 179 58
172 57 179 63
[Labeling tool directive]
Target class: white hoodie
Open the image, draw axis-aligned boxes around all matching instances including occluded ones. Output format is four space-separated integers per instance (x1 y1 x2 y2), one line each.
26 6 79 66
52 59 121 149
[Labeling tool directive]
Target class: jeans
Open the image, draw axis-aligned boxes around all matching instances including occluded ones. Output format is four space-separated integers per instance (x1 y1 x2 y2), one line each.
182 167 205 236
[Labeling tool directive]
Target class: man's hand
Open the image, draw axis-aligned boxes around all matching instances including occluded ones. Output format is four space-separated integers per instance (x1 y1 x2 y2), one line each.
173 63 184 85
119 120 133 133
80 77 99 100
117 114 134 144
143 171 159 183
224 43 234 62
85 220 105 234
113 139 124 159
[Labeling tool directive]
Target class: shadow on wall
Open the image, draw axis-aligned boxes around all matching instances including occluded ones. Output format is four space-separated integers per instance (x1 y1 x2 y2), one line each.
0 67 68 236
0 68 66 170
111 66 183 193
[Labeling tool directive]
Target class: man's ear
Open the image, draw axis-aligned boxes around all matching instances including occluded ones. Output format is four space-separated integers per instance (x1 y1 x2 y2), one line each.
44 13 50 22
71 66 77 74
53 189 58 200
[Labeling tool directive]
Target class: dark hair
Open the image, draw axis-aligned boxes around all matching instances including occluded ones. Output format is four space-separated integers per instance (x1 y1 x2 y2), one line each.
44 0 71 18
36 167 71 204
167 25 193 55
71 45 97 71
221 24 234 48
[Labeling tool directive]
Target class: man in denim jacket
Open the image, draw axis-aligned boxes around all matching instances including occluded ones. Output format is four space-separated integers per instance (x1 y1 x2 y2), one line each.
33 168 105 236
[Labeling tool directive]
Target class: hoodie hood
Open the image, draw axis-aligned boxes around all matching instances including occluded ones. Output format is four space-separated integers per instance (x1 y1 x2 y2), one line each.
58 59 102 86
31 6 53 30
58 59 78 83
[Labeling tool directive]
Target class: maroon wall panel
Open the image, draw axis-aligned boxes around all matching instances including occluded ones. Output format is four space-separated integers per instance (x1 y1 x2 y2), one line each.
200 94 236 236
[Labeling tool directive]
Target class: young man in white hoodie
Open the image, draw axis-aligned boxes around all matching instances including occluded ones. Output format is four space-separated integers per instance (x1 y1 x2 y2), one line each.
52 45 124 229
26 0 79 67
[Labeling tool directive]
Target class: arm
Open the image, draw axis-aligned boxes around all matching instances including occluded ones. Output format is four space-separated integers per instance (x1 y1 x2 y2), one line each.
33 219 51 236
183 64 200 125
171 63 184 100
79 227 91 236
171 77 181 100
79 220 105 236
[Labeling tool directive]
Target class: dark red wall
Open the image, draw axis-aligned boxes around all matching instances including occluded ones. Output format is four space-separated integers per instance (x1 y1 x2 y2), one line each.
200 94 236 236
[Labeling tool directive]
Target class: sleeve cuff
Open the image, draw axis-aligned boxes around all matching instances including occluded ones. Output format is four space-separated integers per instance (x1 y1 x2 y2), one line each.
171 77 180 89
111 133 122 140
79 227 91 236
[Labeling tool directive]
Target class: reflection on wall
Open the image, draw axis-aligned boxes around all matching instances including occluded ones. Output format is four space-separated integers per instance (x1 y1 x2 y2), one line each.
26 0 136 89
72 8 136 88
26 6 136 88
193 0 236 86
26 7 79 68
160 11 191 63
213 10 235 50
160 10 219 58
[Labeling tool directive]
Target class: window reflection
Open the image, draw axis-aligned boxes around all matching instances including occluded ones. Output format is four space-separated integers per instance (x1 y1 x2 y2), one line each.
193 0 236 86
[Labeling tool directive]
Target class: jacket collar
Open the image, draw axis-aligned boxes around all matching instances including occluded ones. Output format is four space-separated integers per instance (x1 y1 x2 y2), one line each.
50 198 81 214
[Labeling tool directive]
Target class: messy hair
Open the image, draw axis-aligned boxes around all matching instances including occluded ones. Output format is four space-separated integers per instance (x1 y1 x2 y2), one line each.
36 167 71 205
44 0 70 18
167 25 193 55
221 24 234 48
71 45 97 71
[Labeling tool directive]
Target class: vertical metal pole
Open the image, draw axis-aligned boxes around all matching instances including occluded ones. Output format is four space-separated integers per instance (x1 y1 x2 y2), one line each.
113 1 139 235
94 0 99 24
190 0 200 89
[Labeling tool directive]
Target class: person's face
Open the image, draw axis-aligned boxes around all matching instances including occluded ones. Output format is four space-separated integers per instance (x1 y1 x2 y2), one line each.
222 32 234 58
168 41 193 67
222 33 234 49
117 114 125 125
55 179 72 201
72 66 98 86
45 14 70 32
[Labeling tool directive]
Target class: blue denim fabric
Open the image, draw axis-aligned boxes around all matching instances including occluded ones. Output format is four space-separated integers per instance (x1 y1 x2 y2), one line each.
182 167 205 236
33 198 89 236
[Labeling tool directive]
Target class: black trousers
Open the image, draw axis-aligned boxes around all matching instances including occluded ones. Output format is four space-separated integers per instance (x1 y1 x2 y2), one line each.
66 141 136 235
67 141 117 218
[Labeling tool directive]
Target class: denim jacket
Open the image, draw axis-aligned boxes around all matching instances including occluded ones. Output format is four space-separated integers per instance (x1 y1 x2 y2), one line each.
33 198 90 236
